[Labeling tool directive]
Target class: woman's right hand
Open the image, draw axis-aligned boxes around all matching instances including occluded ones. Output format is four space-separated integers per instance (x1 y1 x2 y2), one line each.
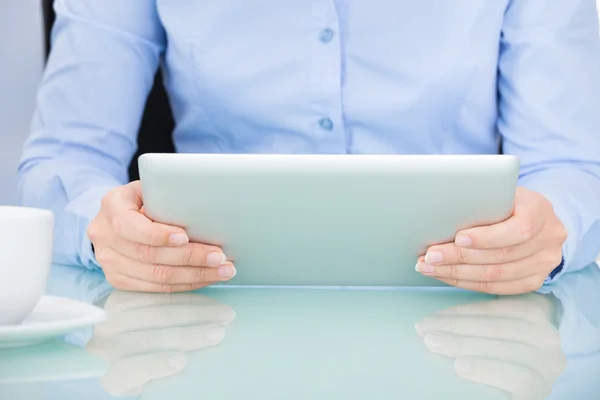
87 181 236 292
87 290 236 397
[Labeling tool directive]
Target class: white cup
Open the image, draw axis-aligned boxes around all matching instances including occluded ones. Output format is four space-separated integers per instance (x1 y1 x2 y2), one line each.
0 206 54 325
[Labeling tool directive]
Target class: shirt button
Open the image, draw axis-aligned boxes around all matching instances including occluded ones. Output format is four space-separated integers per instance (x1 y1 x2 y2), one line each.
319 118 334 131
319 28 335 43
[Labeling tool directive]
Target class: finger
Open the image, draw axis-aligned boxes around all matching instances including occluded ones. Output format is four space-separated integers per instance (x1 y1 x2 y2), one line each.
123 261 236 285
89 324 226 360
103 290 230 314
99 351 187 397
455 190 547 249
98 250 236 285
424 239 544 266
96 302 236 336
106 272 220 293
434 274 547 295
102 181 144 217
429 295 556 326
415 316 559 349
102 182 189 247
455 214 544 250
115 238 227 267
422 333 565 382
416 254 557 283
113 210 189 247
453 357 552 400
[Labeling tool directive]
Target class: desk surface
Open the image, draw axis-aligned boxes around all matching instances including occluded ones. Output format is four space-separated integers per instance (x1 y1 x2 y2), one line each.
1 262 599 400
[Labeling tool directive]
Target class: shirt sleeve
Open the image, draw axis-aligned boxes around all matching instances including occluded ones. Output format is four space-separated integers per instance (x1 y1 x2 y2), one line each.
498 0 600 281
18 0 165 269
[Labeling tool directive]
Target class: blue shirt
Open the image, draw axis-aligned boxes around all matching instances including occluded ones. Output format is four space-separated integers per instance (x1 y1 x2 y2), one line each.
18 0 600 278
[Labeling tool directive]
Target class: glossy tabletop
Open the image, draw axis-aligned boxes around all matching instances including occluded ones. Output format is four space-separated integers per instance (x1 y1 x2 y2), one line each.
1 262 599 400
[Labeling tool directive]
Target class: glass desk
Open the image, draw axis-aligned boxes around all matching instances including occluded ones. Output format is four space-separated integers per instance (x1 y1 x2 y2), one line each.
1 262 599 399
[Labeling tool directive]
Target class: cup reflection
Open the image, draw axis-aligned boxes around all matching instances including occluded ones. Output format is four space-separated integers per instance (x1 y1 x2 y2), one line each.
415 293 566 400
86 290 236 397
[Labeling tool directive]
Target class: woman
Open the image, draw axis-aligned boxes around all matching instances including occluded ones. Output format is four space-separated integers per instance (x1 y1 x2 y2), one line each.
19 0 600 293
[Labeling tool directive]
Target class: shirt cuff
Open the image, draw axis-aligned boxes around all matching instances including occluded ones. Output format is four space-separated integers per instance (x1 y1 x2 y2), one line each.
65 184 117 269
545 257 566 284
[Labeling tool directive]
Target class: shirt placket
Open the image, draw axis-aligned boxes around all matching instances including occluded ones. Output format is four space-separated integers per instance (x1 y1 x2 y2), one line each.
310 0 346 153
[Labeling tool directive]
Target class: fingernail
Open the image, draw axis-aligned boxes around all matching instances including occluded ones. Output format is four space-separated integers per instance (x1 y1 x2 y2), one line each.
425 250 443 264
205 325 225 344
169 233 189 246
167 354 187 371
414 318 433 336
454 359 471 376
424 333 443 350
416 262 435 274
218 308 236 325
455 235 472 247
206 252 227 266
218 265 236 278
414 322 425 336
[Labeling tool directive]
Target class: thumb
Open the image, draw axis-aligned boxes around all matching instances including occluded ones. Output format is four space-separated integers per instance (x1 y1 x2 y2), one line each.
123 180 145 212
100 351 187 397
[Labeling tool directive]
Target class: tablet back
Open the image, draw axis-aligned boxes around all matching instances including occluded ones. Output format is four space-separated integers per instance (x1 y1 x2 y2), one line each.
139 154 519 286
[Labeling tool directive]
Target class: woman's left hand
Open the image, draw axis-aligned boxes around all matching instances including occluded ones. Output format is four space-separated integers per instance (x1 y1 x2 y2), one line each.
415 294 566 400
416 187 568 295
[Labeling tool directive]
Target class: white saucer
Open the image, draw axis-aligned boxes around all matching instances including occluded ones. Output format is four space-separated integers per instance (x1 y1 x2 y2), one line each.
0 295 106 349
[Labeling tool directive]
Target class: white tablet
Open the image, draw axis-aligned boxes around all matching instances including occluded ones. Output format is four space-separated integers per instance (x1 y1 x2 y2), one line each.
139 154 519 287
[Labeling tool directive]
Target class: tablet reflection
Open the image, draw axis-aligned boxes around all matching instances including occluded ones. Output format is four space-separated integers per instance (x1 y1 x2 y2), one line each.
85 291 236 397
415 293 566 400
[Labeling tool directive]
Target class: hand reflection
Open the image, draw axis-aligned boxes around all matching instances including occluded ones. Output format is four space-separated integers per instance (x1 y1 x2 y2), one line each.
86 290 236 397
415 294 566 400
